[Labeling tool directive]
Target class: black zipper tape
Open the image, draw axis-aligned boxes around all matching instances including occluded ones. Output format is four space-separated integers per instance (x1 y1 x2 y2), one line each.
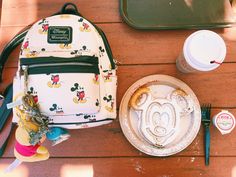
27 64 99 75
20 56 98 66
48 118 114 125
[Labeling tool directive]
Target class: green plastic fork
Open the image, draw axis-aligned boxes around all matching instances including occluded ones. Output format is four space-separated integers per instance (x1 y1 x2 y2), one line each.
201 104 211 166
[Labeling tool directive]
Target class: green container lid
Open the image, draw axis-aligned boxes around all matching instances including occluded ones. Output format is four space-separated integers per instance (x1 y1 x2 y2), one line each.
120 0 236 30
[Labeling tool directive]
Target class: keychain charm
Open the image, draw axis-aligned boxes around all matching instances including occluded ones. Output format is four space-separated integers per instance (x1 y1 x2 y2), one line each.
16 94 49 145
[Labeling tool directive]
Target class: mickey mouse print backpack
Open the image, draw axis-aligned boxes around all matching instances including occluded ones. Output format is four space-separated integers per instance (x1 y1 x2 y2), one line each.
0 3 117 158
10 3 117 128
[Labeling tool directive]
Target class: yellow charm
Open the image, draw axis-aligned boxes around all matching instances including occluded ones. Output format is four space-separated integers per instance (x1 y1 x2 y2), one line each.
105 106 114 112
59 44 72 49
38 29 48 35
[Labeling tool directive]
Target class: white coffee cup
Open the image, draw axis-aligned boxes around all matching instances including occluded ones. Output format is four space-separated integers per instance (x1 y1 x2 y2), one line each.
176 30 226 73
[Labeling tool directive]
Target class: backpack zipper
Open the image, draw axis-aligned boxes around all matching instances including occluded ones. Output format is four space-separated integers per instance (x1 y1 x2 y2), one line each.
21 57 99 93
25 62 95 70
22 65 29 94
20 56 98 66
22 61 99 74
21 63 99 94
20 56 99 74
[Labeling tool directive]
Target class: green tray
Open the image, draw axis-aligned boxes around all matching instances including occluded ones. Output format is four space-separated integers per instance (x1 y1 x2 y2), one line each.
120 0 236 30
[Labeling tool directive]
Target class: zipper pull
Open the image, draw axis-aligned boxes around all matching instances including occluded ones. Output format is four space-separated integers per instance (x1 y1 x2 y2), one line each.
22 65 28 79
22 65 29 94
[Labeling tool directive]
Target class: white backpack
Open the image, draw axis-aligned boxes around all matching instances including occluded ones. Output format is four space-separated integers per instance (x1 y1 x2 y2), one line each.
9 4 117 129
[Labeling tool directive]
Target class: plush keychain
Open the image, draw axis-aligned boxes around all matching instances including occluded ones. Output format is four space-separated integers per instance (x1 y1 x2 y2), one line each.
5 95 50 172
14 126 49 162
5 94 70 172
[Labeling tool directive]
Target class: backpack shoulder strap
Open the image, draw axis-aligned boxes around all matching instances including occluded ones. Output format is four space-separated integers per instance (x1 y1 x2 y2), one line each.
0 84 14 157
0 84 13 131
0 28 29 82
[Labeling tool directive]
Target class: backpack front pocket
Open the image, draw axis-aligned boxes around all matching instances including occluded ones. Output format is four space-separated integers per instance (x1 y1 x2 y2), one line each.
20 56 101 116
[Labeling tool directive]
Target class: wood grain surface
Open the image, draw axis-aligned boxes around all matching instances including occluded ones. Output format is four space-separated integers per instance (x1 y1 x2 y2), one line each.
0 0 236 177
0 157 236 177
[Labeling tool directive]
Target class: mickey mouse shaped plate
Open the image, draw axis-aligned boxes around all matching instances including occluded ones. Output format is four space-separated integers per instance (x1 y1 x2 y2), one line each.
119 75 201 156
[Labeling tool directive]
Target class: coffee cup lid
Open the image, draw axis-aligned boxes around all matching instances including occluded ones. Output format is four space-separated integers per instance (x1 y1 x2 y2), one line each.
184 30 226 71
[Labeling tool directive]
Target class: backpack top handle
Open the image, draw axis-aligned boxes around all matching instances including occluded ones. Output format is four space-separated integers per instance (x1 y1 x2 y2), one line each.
60 3 81 16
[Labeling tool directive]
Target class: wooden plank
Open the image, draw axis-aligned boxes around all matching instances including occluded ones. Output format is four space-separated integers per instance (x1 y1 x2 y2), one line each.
1 0 120 27
117 63 236 108
101 24 236 64
0 63 236 107
1 109 236 158
1 65 236 157
0 63 234 157
0 157 235 177
1 0 235 28
1 25 236 66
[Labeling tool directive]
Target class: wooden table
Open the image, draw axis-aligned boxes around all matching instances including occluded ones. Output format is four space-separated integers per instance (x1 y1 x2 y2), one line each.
1 1 236 177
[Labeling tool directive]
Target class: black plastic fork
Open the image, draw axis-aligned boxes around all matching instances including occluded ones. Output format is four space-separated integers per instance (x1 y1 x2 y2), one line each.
201 104 211 166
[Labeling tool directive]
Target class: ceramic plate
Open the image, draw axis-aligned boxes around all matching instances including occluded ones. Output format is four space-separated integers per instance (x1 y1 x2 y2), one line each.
119 75 201 156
